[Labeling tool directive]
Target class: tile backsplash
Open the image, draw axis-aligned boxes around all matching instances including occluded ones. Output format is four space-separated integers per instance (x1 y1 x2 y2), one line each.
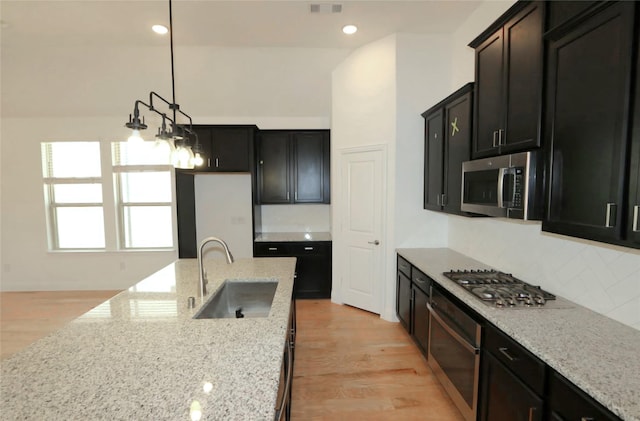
448 216 640 331
260 205 331 233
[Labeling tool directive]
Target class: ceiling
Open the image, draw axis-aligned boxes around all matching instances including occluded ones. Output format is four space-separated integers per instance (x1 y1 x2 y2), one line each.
0 0 486 50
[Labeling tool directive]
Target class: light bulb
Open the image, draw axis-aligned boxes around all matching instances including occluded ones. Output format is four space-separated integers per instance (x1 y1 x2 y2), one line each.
128 129 143 143
193 152 204 167
152 24 168 35
342 24 358 35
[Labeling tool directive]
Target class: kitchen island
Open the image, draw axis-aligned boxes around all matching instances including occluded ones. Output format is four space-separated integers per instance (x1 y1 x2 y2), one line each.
0 257 297 420
398 248 640 421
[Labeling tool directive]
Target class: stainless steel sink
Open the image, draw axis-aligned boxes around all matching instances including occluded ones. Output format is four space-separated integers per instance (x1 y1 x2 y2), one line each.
193 279 278 319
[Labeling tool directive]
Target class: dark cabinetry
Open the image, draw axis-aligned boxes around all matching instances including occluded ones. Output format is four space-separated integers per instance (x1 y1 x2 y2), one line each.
192 125 256 172
254 241 332 299
175 170 197 258
480 323 545 421
470 1 544 158
542 1 636 246
257 130 330 204
422 83 474 214
396 255 431 357
548 371 620 421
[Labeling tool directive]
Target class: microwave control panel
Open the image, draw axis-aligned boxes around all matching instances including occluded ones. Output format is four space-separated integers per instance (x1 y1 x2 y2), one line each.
513 167 523 209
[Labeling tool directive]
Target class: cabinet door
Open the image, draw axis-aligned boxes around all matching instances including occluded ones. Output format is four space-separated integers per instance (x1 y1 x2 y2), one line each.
258 132 291 203
175 170 197 258
210 127 253 172
473 30 503 158
548 371 621 421
424 110 444 211
291 243 331 299
293 132 325 203
502 2 543 153
396 271 412 333
627 27 640 247
480 352 543 421
543 2 634 244
411 285 429 356
443 91 472 215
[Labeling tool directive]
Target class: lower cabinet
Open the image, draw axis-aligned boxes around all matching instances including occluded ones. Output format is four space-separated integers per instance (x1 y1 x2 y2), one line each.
275 299 296 421
396 255 431 357
480 352 543 421
548 371 620 421
254 241 332 299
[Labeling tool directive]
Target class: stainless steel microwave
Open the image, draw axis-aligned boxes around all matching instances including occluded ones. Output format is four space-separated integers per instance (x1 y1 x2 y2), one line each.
461 151 543 220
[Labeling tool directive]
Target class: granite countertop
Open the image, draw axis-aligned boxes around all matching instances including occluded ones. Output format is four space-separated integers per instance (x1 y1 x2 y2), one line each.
397 248 640 421
0 257 297 420
254 232 331 242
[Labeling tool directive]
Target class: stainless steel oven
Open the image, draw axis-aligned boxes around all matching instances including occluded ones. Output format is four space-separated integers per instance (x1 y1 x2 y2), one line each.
427 285 481 421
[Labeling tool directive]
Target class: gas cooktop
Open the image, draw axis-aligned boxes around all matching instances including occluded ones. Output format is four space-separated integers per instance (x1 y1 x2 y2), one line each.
443 269 557 308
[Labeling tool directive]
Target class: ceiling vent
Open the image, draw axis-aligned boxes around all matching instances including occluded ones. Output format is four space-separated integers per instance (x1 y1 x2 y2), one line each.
310 3 342 14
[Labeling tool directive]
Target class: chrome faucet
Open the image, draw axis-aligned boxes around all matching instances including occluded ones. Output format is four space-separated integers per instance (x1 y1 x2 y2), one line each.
197 237 234 297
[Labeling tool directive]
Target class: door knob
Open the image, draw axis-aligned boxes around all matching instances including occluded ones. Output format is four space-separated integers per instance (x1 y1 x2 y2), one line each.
368 240 380 245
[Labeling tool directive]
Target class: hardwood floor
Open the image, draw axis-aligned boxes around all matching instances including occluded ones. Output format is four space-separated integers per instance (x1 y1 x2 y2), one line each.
0 290 120 359
292 299 464 420
0 292 464 420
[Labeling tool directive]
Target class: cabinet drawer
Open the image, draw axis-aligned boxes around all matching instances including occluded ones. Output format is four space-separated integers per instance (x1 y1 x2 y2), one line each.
411 267 431 295
485 324 545 396
289 243 330 256
549 371 621 421
254 242 291 256
397 255 411 277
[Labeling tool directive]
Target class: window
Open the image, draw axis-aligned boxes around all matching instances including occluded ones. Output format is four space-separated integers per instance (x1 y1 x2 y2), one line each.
42 142 105 249
112 141 175 249
41 140 176 251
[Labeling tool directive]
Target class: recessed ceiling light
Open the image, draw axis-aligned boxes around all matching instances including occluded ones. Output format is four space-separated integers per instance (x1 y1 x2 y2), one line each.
152 24 168 35
342 24 357 35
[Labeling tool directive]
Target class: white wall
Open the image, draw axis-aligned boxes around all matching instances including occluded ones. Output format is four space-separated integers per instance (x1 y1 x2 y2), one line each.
331 33 461 320
0 43 348 291
194 174 253 260
0 117 177 291
260 205 331 233
331 34 398 314
445 0 640 331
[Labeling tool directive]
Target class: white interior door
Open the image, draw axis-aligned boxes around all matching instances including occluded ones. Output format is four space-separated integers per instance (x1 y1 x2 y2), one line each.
339 146 385 314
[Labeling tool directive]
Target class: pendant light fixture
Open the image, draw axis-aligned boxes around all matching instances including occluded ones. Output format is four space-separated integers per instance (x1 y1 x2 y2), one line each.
124 0 203 169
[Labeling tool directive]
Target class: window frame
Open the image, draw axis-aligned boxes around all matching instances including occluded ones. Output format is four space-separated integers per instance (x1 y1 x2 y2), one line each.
112 164 176 250
42 141 107 250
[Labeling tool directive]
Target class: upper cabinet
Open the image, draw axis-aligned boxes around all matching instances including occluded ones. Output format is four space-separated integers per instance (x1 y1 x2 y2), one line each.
469 1 544 159
422 83 474 215
192 125 256 172
257 130 330 205
542 1 636 247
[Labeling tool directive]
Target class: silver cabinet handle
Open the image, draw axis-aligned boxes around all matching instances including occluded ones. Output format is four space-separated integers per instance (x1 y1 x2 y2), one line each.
207 158 211 167
268 247 278 251
492 130 499 147
633 205 639 232
295 191 298 201
441 194 447 206
304 247 313 251
368 240 380 245
498 128 505 146
414 276 428 286
215 158 219 168
436 194 440 206
605 202 617 228
286 192 290 200
498 347 519 362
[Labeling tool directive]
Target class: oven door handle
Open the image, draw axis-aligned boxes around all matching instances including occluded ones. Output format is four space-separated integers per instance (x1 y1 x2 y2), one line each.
427 302 480 355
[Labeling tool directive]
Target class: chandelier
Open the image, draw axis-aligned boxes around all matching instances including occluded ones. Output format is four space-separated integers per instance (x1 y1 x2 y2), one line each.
124 0 203 169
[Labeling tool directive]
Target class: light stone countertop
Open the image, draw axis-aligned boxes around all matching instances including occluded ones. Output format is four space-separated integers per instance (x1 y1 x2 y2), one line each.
254 232 331 242
397 248 640 421
0 257 297 421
